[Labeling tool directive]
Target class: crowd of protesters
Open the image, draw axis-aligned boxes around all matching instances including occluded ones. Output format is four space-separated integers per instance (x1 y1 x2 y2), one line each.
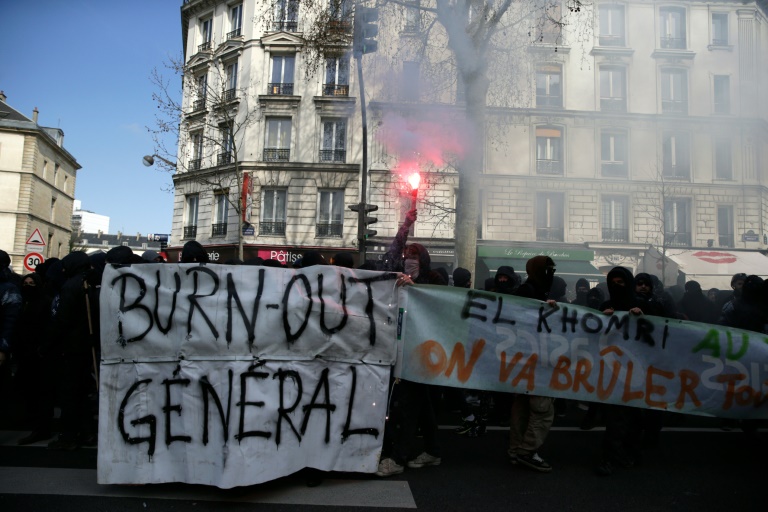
0 216 766 480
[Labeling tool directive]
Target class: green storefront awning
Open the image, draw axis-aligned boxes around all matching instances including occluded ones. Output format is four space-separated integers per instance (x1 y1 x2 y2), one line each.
480 258 604 279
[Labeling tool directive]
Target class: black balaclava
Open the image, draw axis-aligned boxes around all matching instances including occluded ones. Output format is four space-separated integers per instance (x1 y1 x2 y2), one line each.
495 265 519 294
606 266 636 311
525 256 556 296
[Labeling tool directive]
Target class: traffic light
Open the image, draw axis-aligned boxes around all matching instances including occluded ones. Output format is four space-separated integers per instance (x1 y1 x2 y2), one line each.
349 203 378 239
353 6 379 55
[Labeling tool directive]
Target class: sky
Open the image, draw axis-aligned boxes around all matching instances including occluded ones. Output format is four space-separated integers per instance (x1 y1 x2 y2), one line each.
1 0 183 236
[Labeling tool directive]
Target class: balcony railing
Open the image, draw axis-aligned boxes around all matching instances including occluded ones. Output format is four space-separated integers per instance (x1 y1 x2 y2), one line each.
536 227 564 242
227 28 242 39
198 41 212 52
316 222 343 237
189 158 202 171
268 83 294 95
328 19 352 32
272 20 298 32
718 234 734 248
223 88 237 102
660 36 686 49
217 152 232 166
536 95 562 108
665 231 691 247
183 225 198 239
260 221 286 236
323 84 349 96
599 34 625 47
211 223 227 237
536 159 563 175
319 149 346 163
601 162 628 177
602 228 629 242
601 97 627 112
192 98 206 112
663 164 690 179
712 38 728 46
263 148 290 162
662 99 687 114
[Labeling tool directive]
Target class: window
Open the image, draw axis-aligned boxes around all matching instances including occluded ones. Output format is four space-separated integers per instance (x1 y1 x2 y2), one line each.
717 206 734 247
661 69 688 114
193 74 207 111
225 61 238 101
190 131 203 170
200 17 213 51
218 122 233 165
711 13 728 45
599 67 626 112
43 160 48 179
229 4 243 38
321 119 347 162
317 190 344 237
714 138 732 180
659 7 686 49
213 191 228 237
404 0 420 32
713 75 730 114
330 0 352 21
601 130 628 177
662 133 690 179
185 194 199 238
264 118 291 161
63 175 68 193
536 127 563 175
536 65 562 108
53 164 59 185
324 56 350 96
598 4 625 46
664 198 691 246
401 61 420 102
601 196 629 242
261 189 287 235
50 197 56 220
533 0 562 44
456 73 466 103
269 55 295 95
536 192 564 241
273 0 299 32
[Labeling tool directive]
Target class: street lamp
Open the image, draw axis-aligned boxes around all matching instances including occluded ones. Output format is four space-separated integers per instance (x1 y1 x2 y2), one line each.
142 154 177 168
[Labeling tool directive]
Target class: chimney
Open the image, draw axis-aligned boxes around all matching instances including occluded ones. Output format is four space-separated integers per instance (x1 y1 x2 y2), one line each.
117 231 122 240
97 230 103 238
32 107 39 123
0 91 6 102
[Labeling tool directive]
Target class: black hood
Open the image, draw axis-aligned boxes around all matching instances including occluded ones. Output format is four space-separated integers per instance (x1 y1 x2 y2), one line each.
181 241 209 263
61 251 91 278
406 243 431 272
606 266 636 310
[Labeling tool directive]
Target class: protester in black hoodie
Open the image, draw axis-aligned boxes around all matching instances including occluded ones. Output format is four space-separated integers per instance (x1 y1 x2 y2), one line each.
494 265 520 295
678 280 718 323
572 278 591 306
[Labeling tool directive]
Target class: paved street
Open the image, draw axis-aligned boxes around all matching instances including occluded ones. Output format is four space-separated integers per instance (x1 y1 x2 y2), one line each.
0 411 765 512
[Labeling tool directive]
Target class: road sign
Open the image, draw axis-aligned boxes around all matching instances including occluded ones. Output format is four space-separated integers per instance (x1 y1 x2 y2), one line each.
26 228 46 246
23 252 45 272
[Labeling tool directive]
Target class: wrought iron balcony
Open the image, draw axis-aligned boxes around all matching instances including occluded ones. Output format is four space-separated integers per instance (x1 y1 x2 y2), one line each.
260 221 286 236
217 152 232 166
718 234 734 248
660 36 686 49
272 20 298 32
662 99 687 114
602 228 629 242
319 149 346 163
714 100 730 115
601 97 627 112
665 231 691 247
263 148 290 162
268 83 294 95
316 222 343 237
536 159 563 175
662 164 690 179
536 95 562 108
227 28 242 39
212 223 227 237
601 162 627 177
189 158 202 171
323 84 349 96
328 19 352 32
536 227 564 242
192 98 206 112
599 34 625 47
183 225 197 239
223 88 237 102
198 41 212 52
711 38 728 46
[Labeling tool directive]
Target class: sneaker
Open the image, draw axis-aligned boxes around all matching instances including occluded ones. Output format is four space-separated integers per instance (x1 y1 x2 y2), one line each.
407 452 441 468
375 458 404 477
455 419 476 435
17 430 52 446
595 460 613 476
517 452 552 473
47 438 78 451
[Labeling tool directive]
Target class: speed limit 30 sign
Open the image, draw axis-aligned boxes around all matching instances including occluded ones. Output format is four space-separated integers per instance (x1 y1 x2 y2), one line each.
24 252 45 273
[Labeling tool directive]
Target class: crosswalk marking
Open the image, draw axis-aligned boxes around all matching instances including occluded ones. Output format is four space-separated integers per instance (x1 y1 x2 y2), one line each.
0 467 417 508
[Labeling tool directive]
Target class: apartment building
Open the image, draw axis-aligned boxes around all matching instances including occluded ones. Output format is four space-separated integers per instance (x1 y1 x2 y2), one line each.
171 1 768 288
0 92 80 274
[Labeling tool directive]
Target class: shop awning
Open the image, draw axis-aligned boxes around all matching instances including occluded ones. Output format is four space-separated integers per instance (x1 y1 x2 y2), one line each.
664 250 768 289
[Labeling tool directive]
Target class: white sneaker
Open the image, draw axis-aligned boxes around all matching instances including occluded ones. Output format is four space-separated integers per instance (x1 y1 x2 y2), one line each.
407 452 442 468
376 458 405 477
